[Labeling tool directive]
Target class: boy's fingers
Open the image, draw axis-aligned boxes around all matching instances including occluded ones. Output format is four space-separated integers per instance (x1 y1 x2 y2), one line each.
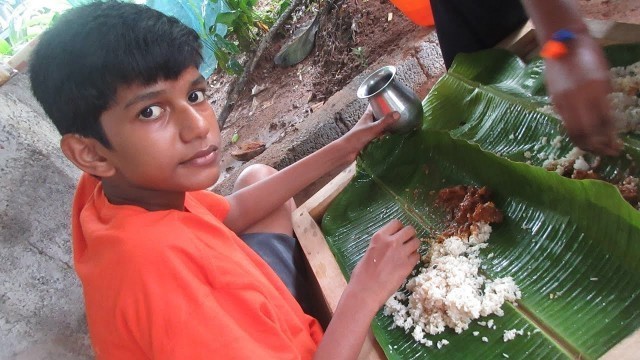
407 251 420 266
379 219 403 235
380 111 400 129
393 225 416 241
403 237 420 255
359 106 375 124
364 104 373 115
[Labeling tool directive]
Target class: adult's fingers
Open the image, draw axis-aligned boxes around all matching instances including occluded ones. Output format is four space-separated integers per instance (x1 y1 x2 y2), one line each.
557 94 620 157
594 91 622 156
554 91 589 147
584 83 621 156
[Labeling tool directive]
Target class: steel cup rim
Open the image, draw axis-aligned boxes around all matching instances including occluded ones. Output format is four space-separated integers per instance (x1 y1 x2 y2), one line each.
356 65 397 99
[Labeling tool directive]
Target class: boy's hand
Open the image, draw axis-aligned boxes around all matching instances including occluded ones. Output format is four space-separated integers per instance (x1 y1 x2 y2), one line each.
348 219 420 311
339 107 400 163
315 220 419 359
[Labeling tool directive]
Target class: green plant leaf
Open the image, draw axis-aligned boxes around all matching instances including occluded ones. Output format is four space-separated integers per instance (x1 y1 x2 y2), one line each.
237 0 251 13
0 38 12 55
146 0 228 77
213 47 230 68
277 0 291 17
603 43 640 67
273 14 320 67
227 58 243 75
321 45 640 359
216 11 239 26
214 33 240 54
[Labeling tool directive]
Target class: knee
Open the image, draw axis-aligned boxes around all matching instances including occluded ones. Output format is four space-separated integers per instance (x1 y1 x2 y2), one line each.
233 164 277 191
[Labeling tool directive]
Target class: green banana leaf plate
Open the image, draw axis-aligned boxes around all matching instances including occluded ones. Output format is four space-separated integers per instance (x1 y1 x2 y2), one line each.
321 44 640 359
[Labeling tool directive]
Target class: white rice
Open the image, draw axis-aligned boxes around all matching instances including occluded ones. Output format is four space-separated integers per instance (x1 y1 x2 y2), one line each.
503 328 524 342
383 222 521 346
542 147 587 174
610 61 640 132
538 60 640 133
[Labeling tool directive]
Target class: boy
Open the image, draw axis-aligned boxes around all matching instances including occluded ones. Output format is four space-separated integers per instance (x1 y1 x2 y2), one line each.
29 1 420 359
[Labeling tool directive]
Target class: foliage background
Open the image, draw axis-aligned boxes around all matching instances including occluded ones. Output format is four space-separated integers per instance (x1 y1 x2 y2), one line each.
0 0 291 77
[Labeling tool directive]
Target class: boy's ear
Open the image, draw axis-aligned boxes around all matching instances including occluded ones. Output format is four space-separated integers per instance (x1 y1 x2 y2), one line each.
60 134 116 178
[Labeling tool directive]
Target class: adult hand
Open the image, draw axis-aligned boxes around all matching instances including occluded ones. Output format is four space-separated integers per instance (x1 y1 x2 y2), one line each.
544 34 622 156
348 219 420 310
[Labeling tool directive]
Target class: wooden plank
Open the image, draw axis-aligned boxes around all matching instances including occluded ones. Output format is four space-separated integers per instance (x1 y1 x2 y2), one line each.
1 35 38 87
0 63 14 87
601 328 640 360
292 209 346 315
496 18 640 60
293 162 356 315
495 20 537 59
298 162 357 222
7 36 39 72
586 19 640 46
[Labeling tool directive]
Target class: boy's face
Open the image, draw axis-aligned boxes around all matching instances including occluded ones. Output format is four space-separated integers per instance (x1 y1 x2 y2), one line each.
98 66 222 195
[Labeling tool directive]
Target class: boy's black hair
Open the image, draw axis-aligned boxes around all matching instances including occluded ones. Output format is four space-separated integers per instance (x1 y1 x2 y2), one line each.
30 1 203 148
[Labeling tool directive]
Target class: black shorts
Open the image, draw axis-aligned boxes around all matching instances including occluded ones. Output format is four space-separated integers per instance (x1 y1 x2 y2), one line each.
430 0 529 68
239 233 314 315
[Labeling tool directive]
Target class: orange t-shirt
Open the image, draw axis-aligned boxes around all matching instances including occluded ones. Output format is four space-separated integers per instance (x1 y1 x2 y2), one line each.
71 173 323 359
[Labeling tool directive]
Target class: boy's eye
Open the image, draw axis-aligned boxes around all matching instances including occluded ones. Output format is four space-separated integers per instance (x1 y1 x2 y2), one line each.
138 105 163 120
188 90 205 104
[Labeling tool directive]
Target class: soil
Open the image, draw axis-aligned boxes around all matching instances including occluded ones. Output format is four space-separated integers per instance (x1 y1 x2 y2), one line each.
207 0 640 188
207 0 420 186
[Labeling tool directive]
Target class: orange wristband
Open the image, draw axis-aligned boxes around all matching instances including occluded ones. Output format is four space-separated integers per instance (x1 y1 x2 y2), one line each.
540 29 576 59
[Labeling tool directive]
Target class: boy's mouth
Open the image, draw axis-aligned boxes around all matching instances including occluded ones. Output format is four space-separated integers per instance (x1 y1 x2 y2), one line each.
181 145 219 166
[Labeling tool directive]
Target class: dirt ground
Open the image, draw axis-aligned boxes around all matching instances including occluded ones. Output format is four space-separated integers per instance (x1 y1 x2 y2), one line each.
208 0 640 188
208 0 420 186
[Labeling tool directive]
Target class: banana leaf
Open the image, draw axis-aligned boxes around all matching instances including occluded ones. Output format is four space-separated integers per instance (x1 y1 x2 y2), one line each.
321 45 640 359
423 44 640 180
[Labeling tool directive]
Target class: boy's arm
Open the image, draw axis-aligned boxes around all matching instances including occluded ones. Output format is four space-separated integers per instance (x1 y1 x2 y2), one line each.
314 220 421 360
223 109 399 234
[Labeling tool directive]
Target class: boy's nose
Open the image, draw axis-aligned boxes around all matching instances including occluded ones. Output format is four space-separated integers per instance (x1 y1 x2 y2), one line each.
178 103 209 142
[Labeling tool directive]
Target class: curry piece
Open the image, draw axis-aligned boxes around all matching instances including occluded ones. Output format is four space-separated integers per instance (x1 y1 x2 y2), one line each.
435 186 503 241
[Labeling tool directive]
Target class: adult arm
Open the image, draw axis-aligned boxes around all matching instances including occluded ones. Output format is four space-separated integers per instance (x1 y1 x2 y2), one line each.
521 0 621 156
223 109 398 234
